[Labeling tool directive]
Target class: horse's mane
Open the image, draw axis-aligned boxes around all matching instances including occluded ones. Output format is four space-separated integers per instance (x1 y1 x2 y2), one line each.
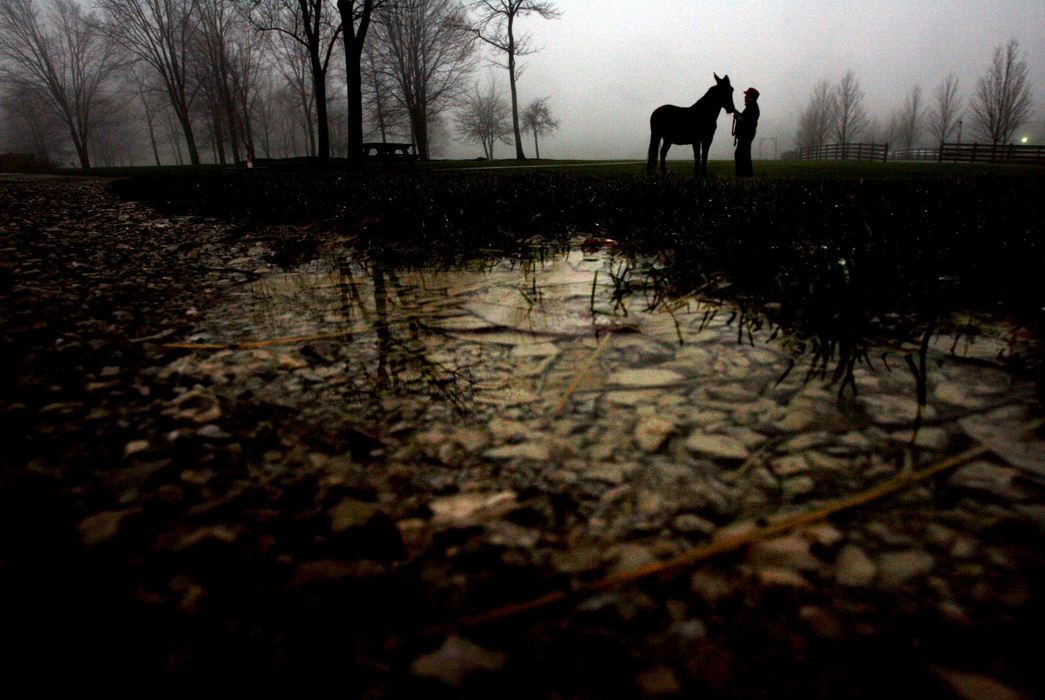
690 85 718 109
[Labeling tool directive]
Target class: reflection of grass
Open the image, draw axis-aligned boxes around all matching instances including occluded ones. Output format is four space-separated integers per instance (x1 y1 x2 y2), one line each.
111 167 1045 397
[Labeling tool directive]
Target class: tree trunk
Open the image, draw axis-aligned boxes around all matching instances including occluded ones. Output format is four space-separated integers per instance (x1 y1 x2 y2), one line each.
346 44 364 164
73 137 91 169
175 107 200 164
411 107 429 160
312 59 330 160
507 15 525 159
533 131 540 159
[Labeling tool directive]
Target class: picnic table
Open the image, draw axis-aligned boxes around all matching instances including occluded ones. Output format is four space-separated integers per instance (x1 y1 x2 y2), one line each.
361 142 415 159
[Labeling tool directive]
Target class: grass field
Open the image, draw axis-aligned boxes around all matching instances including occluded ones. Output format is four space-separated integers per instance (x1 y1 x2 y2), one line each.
59 157 1044 181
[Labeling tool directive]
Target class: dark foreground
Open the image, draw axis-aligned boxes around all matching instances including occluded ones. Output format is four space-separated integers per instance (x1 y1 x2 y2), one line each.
2 176 1044 696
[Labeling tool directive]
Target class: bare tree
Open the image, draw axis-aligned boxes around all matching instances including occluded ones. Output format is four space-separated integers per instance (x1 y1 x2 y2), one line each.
927 73 962 144
832 70 868 143
892 85 924 152
337 0 392 163
971 39 1032 145
1 81 67 163
197 0 267 162
795 79 835 149
266 22 319 155
196 0 247 162
250 0 341 160
455 77 511 158
520 95 557 159
99 0 203 164
361 39 407 142
464 0 560 159
370 0 477 159
0 0 121 169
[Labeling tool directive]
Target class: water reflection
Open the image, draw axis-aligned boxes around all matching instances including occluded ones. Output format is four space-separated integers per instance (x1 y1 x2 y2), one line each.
204 244 1038 451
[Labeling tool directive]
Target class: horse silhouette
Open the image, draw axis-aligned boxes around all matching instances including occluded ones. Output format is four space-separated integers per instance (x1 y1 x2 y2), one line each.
647 74 737 177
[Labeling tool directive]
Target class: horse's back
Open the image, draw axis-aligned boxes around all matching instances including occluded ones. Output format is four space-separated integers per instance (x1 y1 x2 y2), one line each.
650 104 709 145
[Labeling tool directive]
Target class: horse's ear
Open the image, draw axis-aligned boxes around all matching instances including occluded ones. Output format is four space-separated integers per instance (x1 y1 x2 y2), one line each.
714 72 721 82
722 75 731 85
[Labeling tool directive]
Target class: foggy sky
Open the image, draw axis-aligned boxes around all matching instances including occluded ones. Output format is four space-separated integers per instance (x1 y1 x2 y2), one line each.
447 0 1045 160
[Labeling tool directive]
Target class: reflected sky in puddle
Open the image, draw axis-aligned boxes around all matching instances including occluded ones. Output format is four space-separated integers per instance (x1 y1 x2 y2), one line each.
181 244 1042 483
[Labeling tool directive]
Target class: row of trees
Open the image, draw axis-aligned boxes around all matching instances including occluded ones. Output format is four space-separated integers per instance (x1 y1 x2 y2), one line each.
796 39 1033 151
0 0 563 168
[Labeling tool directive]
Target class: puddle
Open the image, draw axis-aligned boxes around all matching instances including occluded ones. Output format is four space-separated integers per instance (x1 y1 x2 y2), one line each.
172 244 1044 491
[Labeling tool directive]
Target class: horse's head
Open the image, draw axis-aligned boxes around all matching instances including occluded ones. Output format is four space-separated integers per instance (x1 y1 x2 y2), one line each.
714 73 737 114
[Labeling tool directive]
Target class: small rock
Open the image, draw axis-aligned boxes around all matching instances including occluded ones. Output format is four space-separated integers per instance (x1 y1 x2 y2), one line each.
684 432 749 461
803 523 844 549
123 439 150 458
634 416 675 453
668 618 708 643
484 441 550 461
672 513 716 536
772 407 816 432
748 534 820 571
929 666 1021 700
772 454 808 476
78 509 133 547
949 461 1026 500
609 368 685 387
196 424 229 440
582 462 633 485
411 635 508 687
330 498 379 534
635 665 683 696
429 491 516 526
781 476 816 499
606 542 656 575
835 544 876 586
876 549 935 588
755 567 809 588
172 524 238 552
690 571 732 605
799 605 846 640
888 426 949 450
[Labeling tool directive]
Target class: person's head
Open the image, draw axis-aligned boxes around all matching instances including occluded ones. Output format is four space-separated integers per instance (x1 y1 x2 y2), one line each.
744 88 759 105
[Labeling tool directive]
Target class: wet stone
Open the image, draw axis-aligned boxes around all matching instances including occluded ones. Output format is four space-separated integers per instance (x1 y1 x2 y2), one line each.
876 550 935 588
684 432 750 461
608 368 686 387
835 544 876 586
672 513 716 536
634 416 675 453
411 635 508 687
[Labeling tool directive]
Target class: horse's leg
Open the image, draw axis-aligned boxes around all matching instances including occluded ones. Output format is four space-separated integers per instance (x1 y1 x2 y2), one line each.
700 137 712 178
692 144 701 178
659 141 670 176
647 132 659 176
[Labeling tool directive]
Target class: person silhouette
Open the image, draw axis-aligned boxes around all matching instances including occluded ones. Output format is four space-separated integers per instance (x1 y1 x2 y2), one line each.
733 87 760 176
